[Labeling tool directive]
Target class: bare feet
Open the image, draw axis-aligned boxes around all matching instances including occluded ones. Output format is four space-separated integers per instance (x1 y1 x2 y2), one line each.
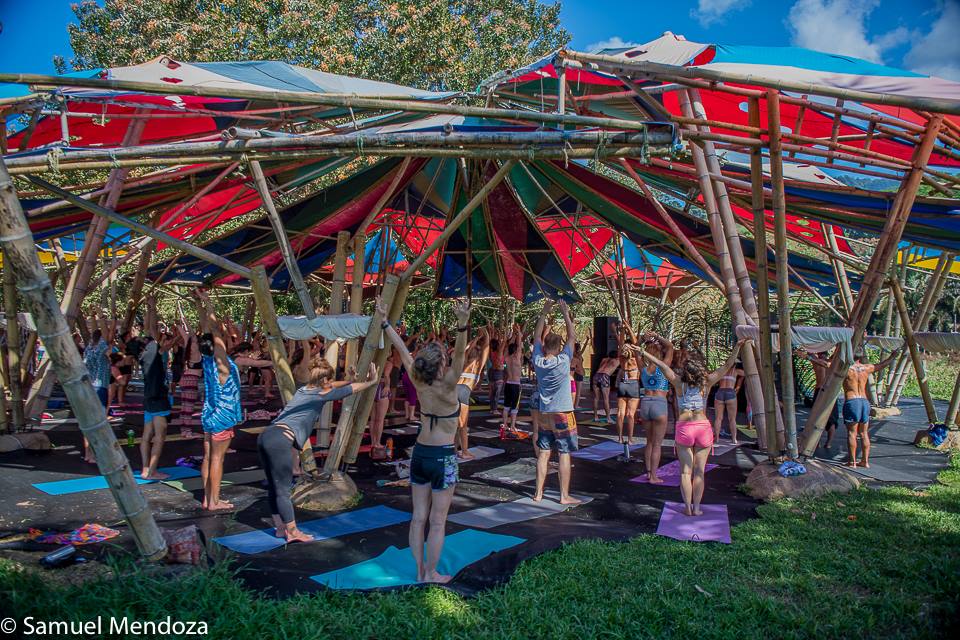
141 470 170 480
648 475 664 484
684 504 694 516
272 516 286 537
532 492 544 502
559 495 582 505
421 571 452 584
285 528 313 543
845 461 858 468
861 461 871 468
692 507 703 516
205 500 235 512
458 451 475 461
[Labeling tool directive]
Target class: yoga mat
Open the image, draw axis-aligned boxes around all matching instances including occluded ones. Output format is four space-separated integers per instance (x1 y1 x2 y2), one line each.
32 466 200 496
630 460 718 487
656 502 731 544
214 505 411 554
840 461 928 483
711 442 741 457
571 440 643 461
448 492 593 529
383 425 420 436
469 404 490 412
310 528 525 590
469 429 502 439
471 458 552 485
578 420 613 427
460 446 504 462
162 469 265 492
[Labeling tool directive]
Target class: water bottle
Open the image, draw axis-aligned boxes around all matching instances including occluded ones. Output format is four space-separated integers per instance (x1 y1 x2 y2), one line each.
499 424 506 440
126 429 135 447
41 545 76 568
385 437 394 461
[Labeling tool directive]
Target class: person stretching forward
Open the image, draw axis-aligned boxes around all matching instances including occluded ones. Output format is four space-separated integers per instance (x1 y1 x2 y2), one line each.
532 300 580 505
380 297 471 583
631 339 746 516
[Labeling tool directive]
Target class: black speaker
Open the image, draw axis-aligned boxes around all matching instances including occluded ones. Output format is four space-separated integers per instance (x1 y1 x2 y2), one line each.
592 316 619 373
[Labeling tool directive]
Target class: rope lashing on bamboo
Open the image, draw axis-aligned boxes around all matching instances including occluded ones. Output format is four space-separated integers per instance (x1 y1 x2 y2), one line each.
46 147 63 174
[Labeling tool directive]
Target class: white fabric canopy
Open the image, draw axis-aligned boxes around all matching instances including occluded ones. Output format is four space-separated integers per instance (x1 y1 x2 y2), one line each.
277 314 378 345
915 332 960 354
736 325 854 363
865 335 905 351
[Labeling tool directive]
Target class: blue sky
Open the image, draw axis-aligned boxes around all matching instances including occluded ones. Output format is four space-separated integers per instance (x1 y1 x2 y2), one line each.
1 0 958 82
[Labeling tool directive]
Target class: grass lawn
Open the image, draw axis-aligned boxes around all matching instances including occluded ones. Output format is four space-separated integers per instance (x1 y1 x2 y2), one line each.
2 457 959 639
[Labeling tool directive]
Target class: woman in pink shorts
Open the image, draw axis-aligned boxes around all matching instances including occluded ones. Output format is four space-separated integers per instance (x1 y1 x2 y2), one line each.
628 338 748 516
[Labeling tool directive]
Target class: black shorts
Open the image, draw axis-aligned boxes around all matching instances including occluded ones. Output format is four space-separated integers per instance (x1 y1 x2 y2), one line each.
574 373 584 382
410 443 458 491
457 383 471 406
813 387 841 428
617 379 641 399
504 382 522 414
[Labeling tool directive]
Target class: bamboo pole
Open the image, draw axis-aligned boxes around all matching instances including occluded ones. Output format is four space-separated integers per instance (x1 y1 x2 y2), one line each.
945 369 960 429
766 90 798 457
319 231 351 449
345 233 366 371
248 159 316 318
2 256 25 430
324 160 516 474
678 90 770 450
889 278 938 423
0 157 167 560
0 72 665 132
617 160 726 292
5 144 672 175
748 98 780 456
889 252 955 406
559 50 960 115
823 223 854 317
799 115 944 456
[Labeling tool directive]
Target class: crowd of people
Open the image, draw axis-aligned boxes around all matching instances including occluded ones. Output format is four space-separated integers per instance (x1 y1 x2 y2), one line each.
73 292 904 583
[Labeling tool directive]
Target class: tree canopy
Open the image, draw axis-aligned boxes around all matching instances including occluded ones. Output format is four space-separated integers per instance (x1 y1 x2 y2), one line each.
56 0 570 92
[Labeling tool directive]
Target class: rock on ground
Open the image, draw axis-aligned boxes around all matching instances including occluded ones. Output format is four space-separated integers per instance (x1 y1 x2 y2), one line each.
745 459 860 502
0 432 51 453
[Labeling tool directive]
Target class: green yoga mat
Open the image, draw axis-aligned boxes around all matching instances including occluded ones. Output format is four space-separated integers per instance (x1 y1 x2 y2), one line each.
162 469 265 492
310 528 524 590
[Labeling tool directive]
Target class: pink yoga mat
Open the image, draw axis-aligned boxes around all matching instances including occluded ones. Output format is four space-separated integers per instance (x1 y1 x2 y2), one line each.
630 459 717 487
656 502 731 544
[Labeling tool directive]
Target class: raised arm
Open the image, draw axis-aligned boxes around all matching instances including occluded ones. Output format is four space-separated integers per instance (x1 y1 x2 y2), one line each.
559 301 575 353
451 299 471 376
706 340 747 388
629 345 678 387
376 298 415 371
652 332 674 367
870 349 901 373
534 299 554 348
196 290 231 382
349 362 380 394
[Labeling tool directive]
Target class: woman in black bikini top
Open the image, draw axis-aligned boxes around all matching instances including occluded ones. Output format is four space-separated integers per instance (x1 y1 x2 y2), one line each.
379 297 472 584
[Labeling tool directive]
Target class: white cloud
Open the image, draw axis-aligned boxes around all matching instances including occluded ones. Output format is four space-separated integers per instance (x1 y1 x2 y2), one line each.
785 0 909 63
585 36 640 53
903 1 960 81
691 0 752 27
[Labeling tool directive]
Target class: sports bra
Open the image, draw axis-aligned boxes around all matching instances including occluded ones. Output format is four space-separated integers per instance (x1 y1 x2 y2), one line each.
678 384 705 411
642 366 670 391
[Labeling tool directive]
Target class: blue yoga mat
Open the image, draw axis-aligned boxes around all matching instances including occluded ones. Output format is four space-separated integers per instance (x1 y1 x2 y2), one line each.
310 528 525 590
571 440 642 461
32 466 200 496
214 505 411 554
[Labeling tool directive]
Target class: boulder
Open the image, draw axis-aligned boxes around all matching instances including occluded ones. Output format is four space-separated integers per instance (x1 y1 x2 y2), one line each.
871 406 901 419
914 428 960 451
0 432 52 453
291 472 360 511
745 459 860 502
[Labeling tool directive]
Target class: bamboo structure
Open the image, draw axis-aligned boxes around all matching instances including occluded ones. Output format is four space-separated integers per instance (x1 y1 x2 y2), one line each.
344 233 366 371
889 278 938 423
800 115 944 457
2 257 25 430
766 90 798 457
0 158 167 560
946 370 960 429
748 97 780 457
318 231 351 450
248 159 316 318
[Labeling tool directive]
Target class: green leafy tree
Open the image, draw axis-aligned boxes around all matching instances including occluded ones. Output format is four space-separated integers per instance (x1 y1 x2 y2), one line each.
56 0 569 92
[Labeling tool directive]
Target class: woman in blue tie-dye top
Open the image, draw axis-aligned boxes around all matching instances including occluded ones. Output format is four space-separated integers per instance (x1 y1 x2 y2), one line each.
195 290 265 512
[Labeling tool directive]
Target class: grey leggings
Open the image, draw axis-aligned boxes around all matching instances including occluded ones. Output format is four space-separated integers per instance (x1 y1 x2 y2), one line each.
257 427 297 524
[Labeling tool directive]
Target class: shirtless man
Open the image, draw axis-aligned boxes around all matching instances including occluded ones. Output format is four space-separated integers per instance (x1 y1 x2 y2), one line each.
501 323 524 433
455 325 490 460
799 348 842 449
571 335 588 409
488 330 507 414
841 350 899 467
592 350 619 423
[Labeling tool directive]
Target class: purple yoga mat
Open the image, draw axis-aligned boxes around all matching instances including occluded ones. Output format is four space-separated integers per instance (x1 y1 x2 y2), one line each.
656 502 731 544
630 460 718 487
